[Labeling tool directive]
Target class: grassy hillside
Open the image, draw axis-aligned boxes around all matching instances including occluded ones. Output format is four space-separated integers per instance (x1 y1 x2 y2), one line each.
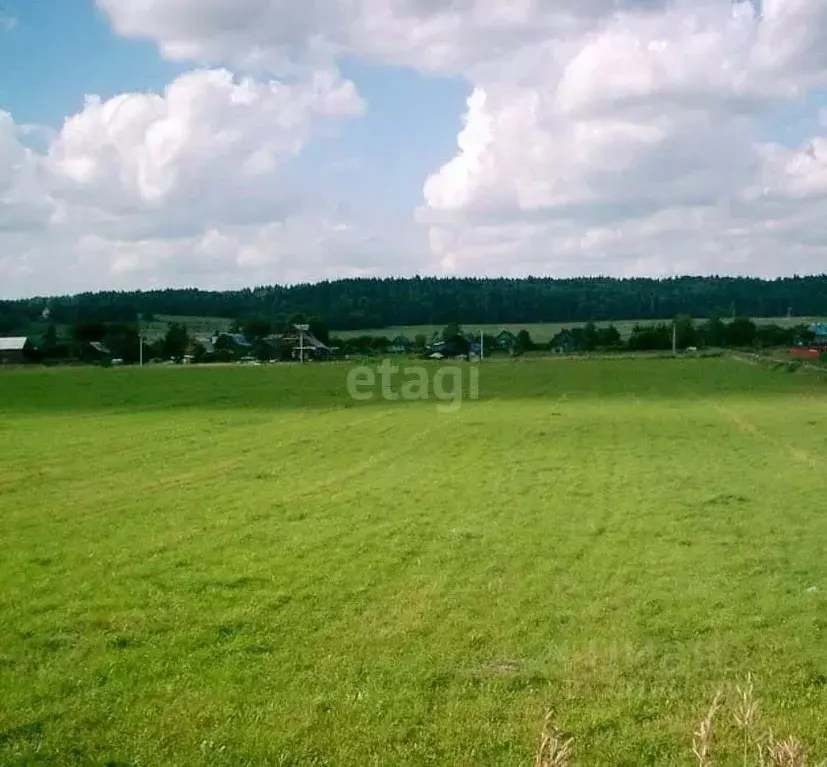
1 359 827 764
141 314 233 340
332 316 827 343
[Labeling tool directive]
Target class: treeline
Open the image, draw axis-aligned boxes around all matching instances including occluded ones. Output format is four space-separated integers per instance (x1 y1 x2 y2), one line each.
574 316 810 352
471 316 812 354
2 275 827 333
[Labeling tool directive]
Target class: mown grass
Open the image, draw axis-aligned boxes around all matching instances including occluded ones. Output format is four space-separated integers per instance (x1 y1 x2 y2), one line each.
1 358 827 765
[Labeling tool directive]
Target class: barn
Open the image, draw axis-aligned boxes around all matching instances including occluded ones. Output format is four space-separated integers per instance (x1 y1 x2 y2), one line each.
0 337 33 364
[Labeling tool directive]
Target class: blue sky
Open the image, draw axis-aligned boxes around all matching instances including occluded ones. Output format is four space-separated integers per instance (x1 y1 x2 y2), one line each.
0 0 183 125
1 0 827 297
0 0 467 219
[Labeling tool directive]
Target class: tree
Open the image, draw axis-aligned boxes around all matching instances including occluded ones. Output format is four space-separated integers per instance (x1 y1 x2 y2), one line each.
698 317 726 347
251 339 276 361
242 314 272 341
673 314 697 349
582 321 599 351
308 316 330 345
754 323 796 348
9 275 827 337
516 329 535 351
43 322 57 347
597 325 622 348
73 322 107 343
163 323 189 360
442 322 461 341
724 317 757 347
414 333 427 350
628 323 672 351
287 311 307 327
103 323 141 362
147 337 165 360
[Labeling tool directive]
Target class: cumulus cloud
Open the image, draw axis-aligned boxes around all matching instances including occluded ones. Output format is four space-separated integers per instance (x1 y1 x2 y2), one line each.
91 0 827 278
95 0 653 74
5 0 827 295
420 0 827 275
0 67 379 297
46 68 363 226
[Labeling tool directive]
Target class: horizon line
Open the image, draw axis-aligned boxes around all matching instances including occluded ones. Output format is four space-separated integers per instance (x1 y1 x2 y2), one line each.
4 272 827 302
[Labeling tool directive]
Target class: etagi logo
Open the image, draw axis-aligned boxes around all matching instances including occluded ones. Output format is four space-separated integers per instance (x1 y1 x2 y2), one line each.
346 359 479 413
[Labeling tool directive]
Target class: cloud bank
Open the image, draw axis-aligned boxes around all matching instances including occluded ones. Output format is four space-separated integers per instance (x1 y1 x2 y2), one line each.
2 0 827 296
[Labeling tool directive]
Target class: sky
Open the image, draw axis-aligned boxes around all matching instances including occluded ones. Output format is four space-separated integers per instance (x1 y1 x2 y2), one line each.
2 0 827 298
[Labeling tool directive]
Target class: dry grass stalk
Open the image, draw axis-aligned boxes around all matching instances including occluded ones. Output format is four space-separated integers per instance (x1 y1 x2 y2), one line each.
762 734 811 767
534 710 574 767
735 673 761 765
693 689 724 766
534 676 825 766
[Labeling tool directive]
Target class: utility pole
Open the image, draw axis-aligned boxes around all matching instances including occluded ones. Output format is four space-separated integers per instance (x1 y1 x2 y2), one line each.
672 320 677 356
480 329 484 361
296 323 309 362
138 313 143 367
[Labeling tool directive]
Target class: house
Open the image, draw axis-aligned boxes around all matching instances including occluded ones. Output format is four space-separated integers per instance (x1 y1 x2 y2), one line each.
0 337 32 364
197 337 216 354
809 323 827 348
549 329 577 354
211 332 252 350
83 341 112 364
278 324 332 361
425 337 469 358
494 330 518 353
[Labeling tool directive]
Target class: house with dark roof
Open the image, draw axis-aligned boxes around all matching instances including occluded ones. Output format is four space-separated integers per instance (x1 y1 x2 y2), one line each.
494 330 518 352
211 332 252 350
549 329 578 354
278 324 332 361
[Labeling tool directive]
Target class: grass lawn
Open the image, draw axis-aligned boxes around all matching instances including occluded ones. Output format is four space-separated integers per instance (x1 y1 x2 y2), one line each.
1 358 827 764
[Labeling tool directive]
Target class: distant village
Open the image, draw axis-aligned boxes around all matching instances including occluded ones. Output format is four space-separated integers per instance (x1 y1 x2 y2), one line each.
1 318 826 366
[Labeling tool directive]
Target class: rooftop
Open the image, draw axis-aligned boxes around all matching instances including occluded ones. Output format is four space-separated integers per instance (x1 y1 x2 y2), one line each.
0 337 28 352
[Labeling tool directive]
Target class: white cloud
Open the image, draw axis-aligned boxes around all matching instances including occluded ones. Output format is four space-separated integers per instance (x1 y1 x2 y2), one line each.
95 0 637 74
46 68 363 225
5 0 827 295
0 67 381 297
419 0 827 276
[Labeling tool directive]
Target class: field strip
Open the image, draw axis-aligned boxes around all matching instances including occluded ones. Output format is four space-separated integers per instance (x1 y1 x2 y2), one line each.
713 403 817 469
273 416 445 506
727 349 827 375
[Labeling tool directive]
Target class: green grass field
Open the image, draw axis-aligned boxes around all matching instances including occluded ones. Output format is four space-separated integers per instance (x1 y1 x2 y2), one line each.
332 316 826 343
2 358 827 765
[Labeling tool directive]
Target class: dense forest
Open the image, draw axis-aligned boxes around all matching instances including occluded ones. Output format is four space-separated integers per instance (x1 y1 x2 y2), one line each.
2 275 827 333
